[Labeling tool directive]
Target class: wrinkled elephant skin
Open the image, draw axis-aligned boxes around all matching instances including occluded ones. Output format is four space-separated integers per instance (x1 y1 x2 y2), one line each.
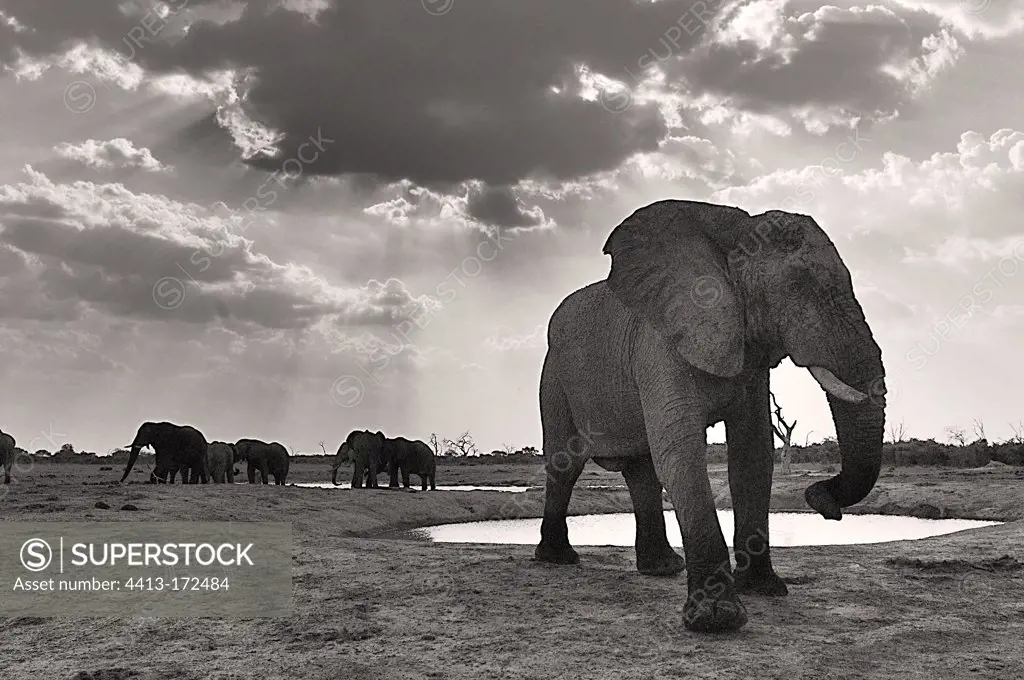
536 200 886 633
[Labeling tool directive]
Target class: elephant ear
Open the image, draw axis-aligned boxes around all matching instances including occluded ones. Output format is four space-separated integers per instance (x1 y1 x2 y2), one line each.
603 200 748 378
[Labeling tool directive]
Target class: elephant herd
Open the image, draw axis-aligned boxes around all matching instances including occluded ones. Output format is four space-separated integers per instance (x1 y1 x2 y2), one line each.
331 430 437 491
119 421 290 485
2 420 437 491
119 423 439 490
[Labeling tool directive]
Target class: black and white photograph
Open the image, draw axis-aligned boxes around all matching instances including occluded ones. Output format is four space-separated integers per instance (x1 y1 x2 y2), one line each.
0 0 1022 677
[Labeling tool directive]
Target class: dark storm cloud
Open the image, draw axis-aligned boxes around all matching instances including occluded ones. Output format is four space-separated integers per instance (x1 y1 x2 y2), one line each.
672 4 958 118
0 0 718 185
465 186 544 229
2 216 249 284
0 167 437 330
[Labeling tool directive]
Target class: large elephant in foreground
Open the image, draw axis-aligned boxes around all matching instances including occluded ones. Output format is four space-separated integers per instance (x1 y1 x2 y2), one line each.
234 439 290 484
536 200 886 633
120 422 209 484
1 429 15 484
207 442 236 483
332 430 386 488
382 437 437 490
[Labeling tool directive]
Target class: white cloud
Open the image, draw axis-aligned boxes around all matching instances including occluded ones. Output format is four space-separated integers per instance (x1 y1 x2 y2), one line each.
485 324 547 352
890 0 1024 39
54 138 170 173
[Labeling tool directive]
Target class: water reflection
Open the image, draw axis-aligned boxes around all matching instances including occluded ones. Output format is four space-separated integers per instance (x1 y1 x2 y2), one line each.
413 511 1000 547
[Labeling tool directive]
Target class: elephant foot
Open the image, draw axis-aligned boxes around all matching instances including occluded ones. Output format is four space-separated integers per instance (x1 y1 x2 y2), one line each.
733 567 788 596
636 546 686 576
534 539 579 565
683 571 748 633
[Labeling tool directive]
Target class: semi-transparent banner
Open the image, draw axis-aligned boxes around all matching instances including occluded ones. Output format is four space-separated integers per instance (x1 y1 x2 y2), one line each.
0 522 292 618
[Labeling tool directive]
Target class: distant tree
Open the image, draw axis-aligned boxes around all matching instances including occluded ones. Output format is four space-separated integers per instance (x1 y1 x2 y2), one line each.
972 418 987 445
34 449 51 457
446 431 478 457
944 425 966 447
500 443 516 456
428 433 442 456
1009 421 1024 445
59 443 75 456
769 391 796 475
318 441 328 455
887 419 907 444
516 446 540 456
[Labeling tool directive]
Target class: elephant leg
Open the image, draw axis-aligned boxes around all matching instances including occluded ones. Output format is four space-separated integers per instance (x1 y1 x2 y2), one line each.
640 376 746 632
726 370 788 596
226 464 234 484
260 463 270 484
535 363 586 565
623 456 685 576
402 467 411 488
247 462 256 484
652 429 746 631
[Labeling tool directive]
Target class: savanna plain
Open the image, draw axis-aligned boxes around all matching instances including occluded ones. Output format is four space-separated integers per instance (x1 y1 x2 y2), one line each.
2 458 1023 680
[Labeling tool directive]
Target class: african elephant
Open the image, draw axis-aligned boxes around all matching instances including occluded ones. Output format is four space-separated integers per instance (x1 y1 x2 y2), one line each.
234 439 290 485
331 430 386 488
120 422 209 484
207 442 236 483
535 200 886 633
1 430 16 484
381 437 437 490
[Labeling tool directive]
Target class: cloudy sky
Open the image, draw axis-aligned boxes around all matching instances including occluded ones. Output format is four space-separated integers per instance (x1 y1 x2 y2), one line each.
0 0 1022 455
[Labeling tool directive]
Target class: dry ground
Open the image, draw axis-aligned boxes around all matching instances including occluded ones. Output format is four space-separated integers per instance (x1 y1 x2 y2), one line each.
1 459 1023 679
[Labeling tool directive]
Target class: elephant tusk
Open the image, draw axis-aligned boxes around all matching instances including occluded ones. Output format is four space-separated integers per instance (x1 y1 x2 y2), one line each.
808 366 868 404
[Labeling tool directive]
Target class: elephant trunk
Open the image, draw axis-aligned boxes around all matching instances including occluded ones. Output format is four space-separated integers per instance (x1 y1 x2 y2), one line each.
120 444 142 482
331 459 341 485
804 347 886 520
